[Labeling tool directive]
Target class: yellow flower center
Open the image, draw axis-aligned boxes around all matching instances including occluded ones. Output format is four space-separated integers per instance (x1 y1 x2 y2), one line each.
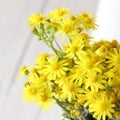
36 14 44 22
85 17 92 24
51 63 59 70
67 85 75 92
28 87 36 95
40 75 47 82
70 46 78 52
31 68 37 73
99 102 108 111
93 55 100 63
86 61 93 69
41 95 48 102
69 15 76 21
62 24 72 33
57 10 65 16
90 77 97 83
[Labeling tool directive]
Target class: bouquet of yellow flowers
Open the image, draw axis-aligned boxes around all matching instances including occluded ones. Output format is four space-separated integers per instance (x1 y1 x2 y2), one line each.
19 8 120 120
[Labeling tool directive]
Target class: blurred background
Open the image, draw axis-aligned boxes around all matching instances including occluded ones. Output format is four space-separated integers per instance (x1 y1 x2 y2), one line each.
0 0 120 120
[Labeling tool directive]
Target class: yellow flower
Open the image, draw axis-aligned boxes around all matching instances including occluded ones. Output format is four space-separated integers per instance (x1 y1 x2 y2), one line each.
78 33 92 48
36 52 50 63
35 53 50 71
63 37 84 58
106 48 120 70
61 79 81 102
76 50 104 75
84 89 98 107
66 15 77 26
89 96 115 120
48 7 70 21
22 84 41 103
58 21 75 41
37 87 55 111
42 56 69 80
78 12 98 31
28 67 39 81
84 73 106 92
28 14 45 27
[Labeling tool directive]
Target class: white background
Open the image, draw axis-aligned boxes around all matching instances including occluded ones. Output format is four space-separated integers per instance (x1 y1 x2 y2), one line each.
0 0 120 120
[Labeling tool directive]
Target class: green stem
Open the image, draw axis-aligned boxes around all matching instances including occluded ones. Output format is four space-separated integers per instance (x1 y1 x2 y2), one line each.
44 32 60 56
54 98 79 120
54 38 62 50
49 41 59 55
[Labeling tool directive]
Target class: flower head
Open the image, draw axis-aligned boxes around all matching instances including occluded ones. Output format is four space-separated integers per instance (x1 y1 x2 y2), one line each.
89 95 115 120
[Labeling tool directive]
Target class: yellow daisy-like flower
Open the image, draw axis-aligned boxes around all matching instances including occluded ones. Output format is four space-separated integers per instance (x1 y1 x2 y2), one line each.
106 48 120 70
36 52 50 64
22 84 41 103
63 38 84 58
48 7 70 21
59 21 75 41
28 14 45 27
37 87 55 111
89 96 115 120
66 15 77 26
78 32 92 48
42 56 69 80
84 89 98 107
78 12 98 31
76 50 104 75
28 67 40 81
84 73 106 92
35 53 50 72
61 79 81 102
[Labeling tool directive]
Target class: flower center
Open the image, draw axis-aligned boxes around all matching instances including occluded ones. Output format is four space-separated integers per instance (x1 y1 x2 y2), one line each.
90 77 97 83
28 87 36 95
85 17 92 24
57 10 64 16
99 102 108 111
51 63 59 70
62 24 71 33
36 15 44 22
71 46 78 52
31 68 37 73
67 85 75 92
86 61 93 69
41 95 48 102
40 75 47 82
